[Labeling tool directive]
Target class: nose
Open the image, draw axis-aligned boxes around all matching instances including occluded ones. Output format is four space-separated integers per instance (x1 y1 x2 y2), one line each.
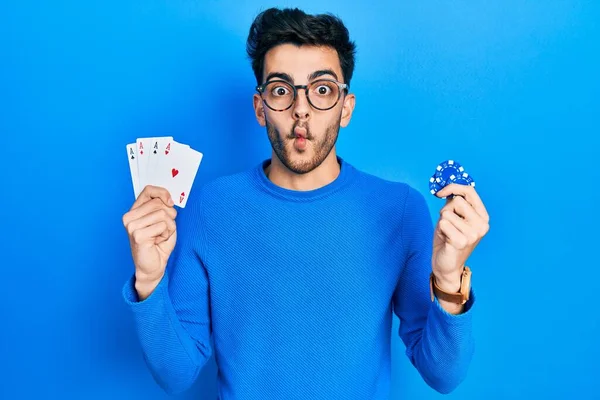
293 88 310 120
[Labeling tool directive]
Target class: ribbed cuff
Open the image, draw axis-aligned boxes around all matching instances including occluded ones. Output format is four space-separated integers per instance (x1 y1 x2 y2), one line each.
431 287 476 322
122 270 169 308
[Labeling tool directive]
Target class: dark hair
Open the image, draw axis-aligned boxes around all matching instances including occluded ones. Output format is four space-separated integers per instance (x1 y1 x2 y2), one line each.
246 7 357 88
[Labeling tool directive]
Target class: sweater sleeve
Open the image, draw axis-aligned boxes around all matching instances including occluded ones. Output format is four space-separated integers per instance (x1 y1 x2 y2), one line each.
121 190 213 395
392 186 476 394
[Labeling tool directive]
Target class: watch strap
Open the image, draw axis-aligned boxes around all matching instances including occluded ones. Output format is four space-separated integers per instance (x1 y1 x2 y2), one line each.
430 266 471 305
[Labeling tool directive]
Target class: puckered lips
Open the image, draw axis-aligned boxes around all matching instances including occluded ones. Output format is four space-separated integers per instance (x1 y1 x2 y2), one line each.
293 126 308 151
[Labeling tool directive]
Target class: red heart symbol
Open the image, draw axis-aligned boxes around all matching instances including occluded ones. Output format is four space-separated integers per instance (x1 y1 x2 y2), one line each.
172 168 179 177
165 150 169 155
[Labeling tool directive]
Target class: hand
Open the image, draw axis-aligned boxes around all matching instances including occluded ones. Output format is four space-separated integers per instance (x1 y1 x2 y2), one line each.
122 185 178 300
432 184 490 290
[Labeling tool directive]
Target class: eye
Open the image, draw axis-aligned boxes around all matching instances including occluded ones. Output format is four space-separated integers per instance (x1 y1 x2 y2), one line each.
312 82 335 96
271 85 291 97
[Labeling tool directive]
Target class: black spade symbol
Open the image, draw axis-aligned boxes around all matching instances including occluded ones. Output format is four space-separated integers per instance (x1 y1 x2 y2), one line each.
130 155 135 159
153 150 157 154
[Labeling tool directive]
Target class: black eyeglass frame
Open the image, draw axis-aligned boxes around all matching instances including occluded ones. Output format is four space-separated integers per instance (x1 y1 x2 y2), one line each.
255 78 349 112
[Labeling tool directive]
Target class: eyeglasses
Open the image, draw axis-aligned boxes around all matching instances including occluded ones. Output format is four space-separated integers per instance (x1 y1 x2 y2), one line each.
256 78 348 112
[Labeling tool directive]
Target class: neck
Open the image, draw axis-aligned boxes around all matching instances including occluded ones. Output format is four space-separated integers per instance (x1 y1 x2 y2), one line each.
264 151 341 191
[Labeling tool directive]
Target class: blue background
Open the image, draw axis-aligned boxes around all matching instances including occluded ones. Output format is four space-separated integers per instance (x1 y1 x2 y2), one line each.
1 1 598 399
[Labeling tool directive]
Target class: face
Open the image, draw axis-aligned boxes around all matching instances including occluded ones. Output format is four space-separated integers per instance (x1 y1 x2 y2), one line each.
253 43 356 174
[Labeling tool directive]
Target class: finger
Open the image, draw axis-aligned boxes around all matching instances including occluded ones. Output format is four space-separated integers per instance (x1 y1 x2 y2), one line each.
131 185 174 211
438 218 469 250
127 208 176 239
123 198 177 227
441 208 483 246
441 195 480 223
440 209 471 236
441 196 490 239
155 218 176 244
132 221 170 245
436 184 489 222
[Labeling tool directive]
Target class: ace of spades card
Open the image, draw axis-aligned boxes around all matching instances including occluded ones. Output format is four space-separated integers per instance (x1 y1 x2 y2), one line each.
146 136 173 181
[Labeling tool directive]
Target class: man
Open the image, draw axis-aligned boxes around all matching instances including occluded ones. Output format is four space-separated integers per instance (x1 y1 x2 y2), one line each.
121 7 490 399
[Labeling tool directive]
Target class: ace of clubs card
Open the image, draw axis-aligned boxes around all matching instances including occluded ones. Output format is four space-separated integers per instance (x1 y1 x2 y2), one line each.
126 143 140 198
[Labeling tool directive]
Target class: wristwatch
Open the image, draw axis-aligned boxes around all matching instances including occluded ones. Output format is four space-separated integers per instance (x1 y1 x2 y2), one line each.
430 266 472 304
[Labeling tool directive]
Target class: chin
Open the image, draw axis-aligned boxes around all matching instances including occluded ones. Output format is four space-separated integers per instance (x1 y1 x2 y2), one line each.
288 156 322 175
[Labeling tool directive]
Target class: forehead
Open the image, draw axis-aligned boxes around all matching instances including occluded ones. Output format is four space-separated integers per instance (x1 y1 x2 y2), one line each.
263 43 343 82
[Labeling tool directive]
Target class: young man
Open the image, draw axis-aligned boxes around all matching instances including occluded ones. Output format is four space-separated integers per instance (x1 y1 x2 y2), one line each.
121 7 490 399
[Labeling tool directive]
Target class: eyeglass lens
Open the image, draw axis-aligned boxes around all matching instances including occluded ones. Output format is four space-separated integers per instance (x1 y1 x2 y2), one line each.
262 80 340 110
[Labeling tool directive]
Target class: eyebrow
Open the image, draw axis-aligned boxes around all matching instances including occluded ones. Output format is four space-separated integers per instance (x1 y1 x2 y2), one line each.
264 69 340 84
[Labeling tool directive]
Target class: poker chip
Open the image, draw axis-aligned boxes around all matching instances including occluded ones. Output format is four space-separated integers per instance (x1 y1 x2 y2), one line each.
434 160 465 187
450 172 475 187
429 159 476 197
429 174 443 195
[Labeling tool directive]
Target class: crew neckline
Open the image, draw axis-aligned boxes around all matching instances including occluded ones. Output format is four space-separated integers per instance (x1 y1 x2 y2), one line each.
253 155 356 201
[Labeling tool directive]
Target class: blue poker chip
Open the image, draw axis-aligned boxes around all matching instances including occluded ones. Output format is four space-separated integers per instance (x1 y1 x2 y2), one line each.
450 172 476 187
429 159 476 197
429 174 443 195
434 160 465 187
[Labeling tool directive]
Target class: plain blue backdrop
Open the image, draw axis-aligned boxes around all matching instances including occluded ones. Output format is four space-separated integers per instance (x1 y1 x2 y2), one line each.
1 1 598 399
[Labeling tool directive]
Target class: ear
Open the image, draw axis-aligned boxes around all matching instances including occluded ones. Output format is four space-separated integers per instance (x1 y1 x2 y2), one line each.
339 92 356 128
253 93 266 127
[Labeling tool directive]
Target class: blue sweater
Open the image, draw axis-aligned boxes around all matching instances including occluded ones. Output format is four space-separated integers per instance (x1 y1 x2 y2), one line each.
122 155 476 399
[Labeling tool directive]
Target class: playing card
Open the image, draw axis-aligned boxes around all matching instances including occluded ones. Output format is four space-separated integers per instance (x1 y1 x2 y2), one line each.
126 143 140 198
153 141 203 208
126 136 200 204
135 137 153 193
146 136 173 185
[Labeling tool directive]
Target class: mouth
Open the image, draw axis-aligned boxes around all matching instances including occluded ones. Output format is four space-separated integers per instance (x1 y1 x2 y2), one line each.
293 127 308 150
293 126 308 139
